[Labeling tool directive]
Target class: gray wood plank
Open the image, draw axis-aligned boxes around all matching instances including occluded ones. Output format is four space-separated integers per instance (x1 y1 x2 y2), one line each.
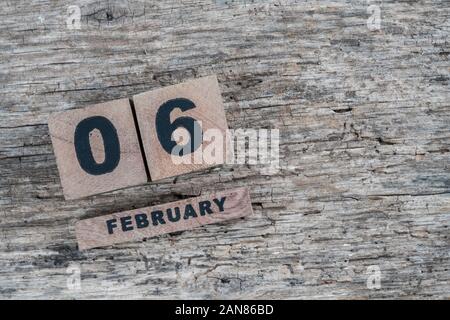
0 0 449 299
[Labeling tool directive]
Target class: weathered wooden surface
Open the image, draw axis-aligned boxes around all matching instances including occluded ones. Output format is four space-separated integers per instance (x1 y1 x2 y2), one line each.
0 0 449 299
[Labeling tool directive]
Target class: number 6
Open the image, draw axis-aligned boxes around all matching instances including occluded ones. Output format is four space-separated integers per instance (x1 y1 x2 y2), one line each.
155 98 202 156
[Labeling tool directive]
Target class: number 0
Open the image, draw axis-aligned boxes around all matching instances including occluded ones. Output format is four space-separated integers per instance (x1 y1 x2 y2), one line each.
74 116 120 175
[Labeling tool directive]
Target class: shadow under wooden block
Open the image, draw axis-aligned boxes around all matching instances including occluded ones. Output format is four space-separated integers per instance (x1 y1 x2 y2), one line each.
132 75 229 181
48 98 148 200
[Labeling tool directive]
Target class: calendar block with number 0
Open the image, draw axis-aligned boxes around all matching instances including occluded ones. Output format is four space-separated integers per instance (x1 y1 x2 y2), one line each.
48 99 148 199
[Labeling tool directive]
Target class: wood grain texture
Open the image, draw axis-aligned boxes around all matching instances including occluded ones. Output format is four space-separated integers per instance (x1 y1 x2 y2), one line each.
76 187 252 250
0 0 449 299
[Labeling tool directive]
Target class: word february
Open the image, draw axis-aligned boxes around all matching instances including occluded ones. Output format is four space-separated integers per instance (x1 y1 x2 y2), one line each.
75 187 252 250
106 197 227 234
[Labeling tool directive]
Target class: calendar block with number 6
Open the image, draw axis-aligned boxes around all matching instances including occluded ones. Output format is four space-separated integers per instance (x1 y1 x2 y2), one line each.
133 75 229 181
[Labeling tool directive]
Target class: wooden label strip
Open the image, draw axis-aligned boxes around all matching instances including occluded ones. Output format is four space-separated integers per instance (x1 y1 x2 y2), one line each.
75 187 253 250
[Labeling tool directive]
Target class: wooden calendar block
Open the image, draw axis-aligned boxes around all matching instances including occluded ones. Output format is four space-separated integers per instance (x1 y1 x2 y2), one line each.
132 75 229 181
48 98 148 200
75 187 252 250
